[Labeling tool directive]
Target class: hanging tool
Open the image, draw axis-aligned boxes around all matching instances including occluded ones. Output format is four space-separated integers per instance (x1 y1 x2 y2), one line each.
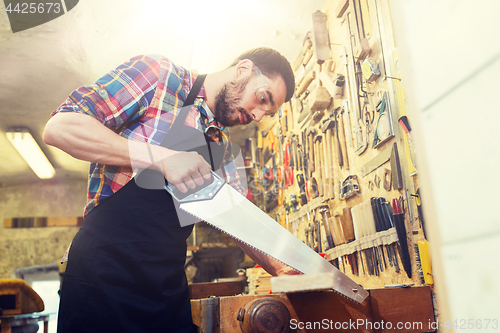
319 132 329 197
319 206 335 250
266 126 277 154
283 109 289 137
256 128 263 163
312 10 331 64
341 100 353 148
244 139 252 166
378 199 400 273
391 198 412 278
372 198 397 271
359 145 391 178
362 58 381 82
313 135 324 197
352 204 374 275
390 142 404 190
358 200 382 275
307 128 316 177
307 223 315 250
413 189 433 285
298 108 313 128
337 212 359 275
417 239 433 285
399 115 417 169
301 129 309 182
352 0 371 60
343 12 367 155
319 71 345 100
339 175 360 201
296 144 308 206
372 93 395 148
332 213 347 271
343 207 360 275
319 207 339 269
333 108 344 169
364 199 386 273
338 109 350 170
292 32 312 70
383 168 392 191
296 69 316 97
321 119 335 198
314 215 322 253
283 141 292 189
413 188 427 239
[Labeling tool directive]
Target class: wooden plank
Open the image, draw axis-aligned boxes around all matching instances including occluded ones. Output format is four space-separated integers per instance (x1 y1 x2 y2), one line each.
46 217 77 227
195 288 433 333
190 299 201 327
189 280 243 300
271 273 336 293
370 286 435 332
284 291 373 333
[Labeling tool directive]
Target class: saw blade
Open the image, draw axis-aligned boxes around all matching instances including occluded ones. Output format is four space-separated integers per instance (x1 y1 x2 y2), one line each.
178 184 369 304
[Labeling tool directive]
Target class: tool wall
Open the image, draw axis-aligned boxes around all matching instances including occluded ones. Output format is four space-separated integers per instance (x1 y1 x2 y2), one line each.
243 0 431 290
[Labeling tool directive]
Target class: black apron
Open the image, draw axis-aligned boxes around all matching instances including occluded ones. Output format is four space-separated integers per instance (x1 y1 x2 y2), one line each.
58 75 219 333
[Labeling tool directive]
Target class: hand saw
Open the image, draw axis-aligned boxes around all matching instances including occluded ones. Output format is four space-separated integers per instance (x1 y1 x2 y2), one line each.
165 172 369 304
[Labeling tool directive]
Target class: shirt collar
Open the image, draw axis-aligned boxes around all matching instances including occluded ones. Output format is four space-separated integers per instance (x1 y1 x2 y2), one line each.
192 76 225 131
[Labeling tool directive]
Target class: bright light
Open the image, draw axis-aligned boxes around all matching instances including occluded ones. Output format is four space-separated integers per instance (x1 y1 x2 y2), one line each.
6 129 56 179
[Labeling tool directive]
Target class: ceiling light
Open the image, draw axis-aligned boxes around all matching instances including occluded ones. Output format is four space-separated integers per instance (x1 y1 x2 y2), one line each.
6 128 56 179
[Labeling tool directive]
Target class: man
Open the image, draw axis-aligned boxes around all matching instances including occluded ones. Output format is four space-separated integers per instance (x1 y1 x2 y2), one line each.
43 48 297 333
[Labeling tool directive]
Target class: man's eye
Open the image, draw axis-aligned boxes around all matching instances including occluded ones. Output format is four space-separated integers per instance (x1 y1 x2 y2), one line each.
257 93 266 104
261 95 266 103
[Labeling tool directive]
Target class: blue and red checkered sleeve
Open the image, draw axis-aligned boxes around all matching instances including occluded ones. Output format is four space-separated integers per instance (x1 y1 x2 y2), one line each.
52 55 161 130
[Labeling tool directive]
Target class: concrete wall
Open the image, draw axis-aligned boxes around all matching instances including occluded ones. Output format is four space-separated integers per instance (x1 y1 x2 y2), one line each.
390 0 500 330
0 180 86 278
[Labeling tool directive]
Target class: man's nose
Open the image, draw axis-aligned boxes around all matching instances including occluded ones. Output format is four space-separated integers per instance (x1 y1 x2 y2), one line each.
250 108 266 122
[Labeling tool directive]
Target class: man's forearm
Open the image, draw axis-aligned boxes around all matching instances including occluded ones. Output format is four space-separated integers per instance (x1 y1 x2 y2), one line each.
43 112 161 168
44 112 212 192
42 112 186 172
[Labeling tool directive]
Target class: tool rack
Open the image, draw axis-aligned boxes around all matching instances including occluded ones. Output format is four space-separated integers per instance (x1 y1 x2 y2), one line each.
243 0 431 292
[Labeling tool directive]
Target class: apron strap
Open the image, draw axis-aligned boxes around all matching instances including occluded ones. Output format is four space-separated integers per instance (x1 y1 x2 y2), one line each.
184 74 206 106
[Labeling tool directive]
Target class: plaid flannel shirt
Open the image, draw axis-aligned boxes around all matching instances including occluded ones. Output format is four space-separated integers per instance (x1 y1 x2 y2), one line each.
52 54 244 218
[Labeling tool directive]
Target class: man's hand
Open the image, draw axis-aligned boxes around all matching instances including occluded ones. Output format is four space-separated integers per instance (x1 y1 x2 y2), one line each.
156 150 212 193
275 265 302 277
234 239 302 277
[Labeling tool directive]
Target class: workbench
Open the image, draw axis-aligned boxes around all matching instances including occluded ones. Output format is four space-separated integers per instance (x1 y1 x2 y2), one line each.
0 313 49 333
191 286 435 333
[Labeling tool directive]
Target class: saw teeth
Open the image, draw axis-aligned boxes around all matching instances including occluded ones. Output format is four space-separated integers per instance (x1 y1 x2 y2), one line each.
179 207 303 274
179 207 363 304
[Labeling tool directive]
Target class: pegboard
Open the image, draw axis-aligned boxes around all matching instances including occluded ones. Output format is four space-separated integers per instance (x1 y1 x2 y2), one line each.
242 0 429 290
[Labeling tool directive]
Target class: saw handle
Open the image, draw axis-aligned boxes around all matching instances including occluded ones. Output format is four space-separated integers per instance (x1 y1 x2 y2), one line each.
164 170 226 203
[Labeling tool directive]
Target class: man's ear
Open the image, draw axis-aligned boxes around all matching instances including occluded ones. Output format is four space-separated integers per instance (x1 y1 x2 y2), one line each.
235 59 253 79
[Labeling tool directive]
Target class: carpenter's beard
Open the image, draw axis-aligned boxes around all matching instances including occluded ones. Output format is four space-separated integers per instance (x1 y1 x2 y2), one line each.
214 76 252 127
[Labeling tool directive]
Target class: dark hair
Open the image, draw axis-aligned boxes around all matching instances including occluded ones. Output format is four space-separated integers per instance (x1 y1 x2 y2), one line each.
229 47 295 103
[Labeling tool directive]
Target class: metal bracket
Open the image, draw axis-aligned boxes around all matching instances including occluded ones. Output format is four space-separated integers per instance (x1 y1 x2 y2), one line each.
340 175 360 200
